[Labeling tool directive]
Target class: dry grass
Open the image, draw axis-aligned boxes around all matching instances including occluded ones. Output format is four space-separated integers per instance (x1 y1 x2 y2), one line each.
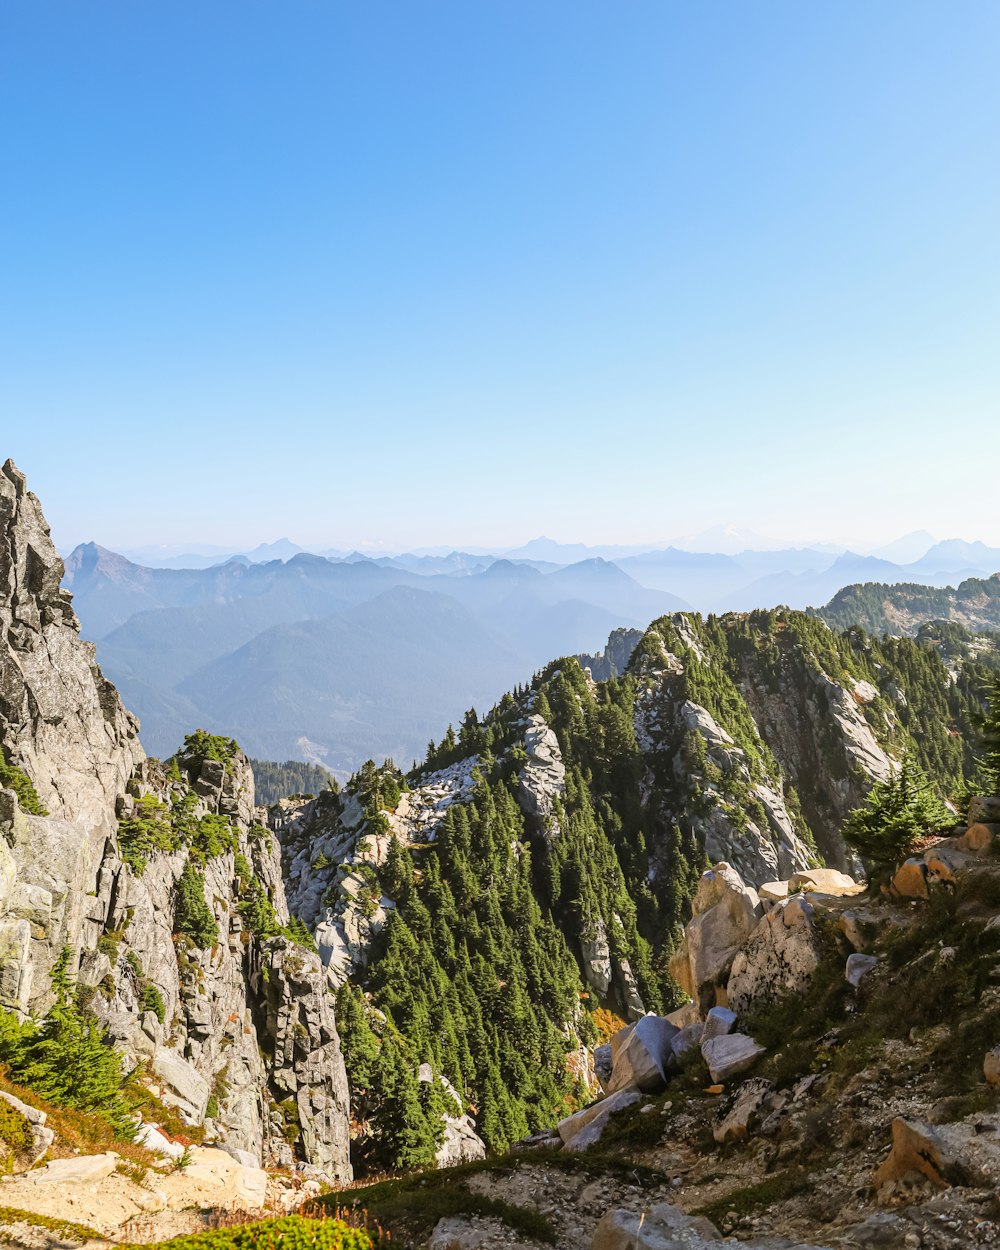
0 1063 156 1170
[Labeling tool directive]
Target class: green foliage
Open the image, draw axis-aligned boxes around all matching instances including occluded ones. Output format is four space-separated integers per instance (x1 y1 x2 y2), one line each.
139 983 166 1023
180 729 240 768
249 757 337 806
0 949 136 1137
117 794 179 874
0 1207 100 1243
132 1215 378 1250
317 1164 555 1245
284 915 317 949
189 812 238 863
0 1098 32 1157
842 753 951 880
978 670 1000 793
817 574 1000 638
237 877 281 941
0 758 46 816
174 863 218 948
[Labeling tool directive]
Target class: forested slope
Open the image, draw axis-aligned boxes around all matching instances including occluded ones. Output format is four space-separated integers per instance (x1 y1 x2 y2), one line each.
269 608 997 1172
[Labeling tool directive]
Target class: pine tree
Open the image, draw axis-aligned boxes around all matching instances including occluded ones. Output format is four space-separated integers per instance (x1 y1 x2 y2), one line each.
978 672 1000 793
843 753 951 881
8 949 136 1136
371 1039 439 1171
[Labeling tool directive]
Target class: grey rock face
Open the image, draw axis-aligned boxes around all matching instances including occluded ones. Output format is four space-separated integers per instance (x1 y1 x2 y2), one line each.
630 634 814 888
517 713 566 839
0 461 352 1181
727 895 821 1016
0 460 143 838
253 939 352 1179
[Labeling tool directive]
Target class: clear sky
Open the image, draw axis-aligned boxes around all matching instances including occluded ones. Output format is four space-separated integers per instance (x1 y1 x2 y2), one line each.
2 2 998 552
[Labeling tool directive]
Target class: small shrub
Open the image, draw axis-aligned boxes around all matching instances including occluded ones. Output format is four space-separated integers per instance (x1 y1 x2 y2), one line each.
0 1098 32 1156
285 916 317 950
180 730 240 770
0 759 46 816
140 984 166 1023
118 795 178 875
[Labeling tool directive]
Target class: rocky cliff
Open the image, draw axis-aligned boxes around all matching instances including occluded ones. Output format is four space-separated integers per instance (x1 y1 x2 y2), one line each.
0 460 351 1180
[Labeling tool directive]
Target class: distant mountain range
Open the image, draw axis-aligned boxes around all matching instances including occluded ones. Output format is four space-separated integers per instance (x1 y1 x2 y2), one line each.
62 532 1000 774
64 543 688 773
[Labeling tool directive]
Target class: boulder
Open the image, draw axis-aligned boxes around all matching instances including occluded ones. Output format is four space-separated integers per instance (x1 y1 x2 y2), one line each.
985 1046 1000 1087
701 1006 737 1044
135 1120 187 1160
874 1116 970 1189
889 858 929 900
702 1033 765 1083
727 896 820 1016
713 1077 776 1145
788 868 863 897
924 845 974 885
969 797 1000 825
27 1151 118 1184
846 953 878 987
592 1201 722 1249
759 881 789 903
669 1023 704 1063
669 864 762 1003
557 1088 640 1152
957 822 1000 852
665 1001 701 1029
607 1015 679 1094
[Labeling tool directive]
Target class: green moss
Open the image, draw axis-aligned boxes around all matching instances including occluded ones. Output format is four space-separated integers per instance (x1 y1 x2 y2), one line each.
0 1206 100 1243
0 759 47 816
123 1215 378 1250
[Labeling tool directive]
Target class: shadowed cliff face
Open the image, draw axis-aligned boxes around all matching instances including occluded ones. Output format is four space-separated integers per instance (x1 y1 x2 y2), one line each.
0 459 351 1181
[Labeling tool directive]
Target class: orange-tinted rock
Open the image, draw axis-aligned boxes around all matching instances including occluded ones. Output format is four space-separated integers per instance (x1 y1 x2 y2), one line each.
958 823 1000 852
889 859 929 900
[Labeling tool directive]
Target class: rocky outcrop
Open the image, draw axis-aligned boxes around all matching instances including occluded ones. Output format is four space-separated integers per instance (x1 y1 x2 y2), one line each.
517 714 566 839
669 864 763 1010
727 895 821 1016
0 461 351 1181
630 626 815 886
606 1015 679 1095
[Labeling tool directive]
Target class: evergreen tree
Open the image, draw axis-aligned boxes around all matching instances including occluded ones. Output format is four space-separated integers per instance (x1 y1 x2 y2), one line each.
978 671 1000 793
843 753 951 881
3 949 136 1136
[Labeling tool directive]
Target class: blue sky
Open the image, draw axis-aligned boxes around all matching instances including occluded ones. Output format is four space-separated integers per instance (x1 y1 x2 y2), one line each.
2 2 998 552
